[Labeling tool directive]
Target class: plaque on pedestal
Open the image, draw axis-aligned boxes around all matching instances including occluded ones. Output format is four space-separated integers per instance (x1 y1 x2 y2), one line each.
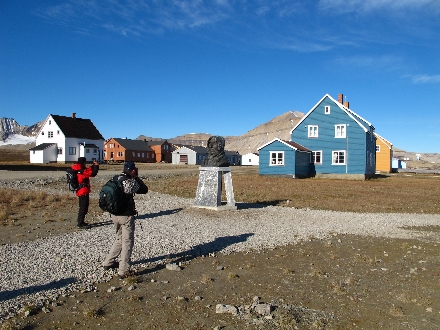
193 167 236 211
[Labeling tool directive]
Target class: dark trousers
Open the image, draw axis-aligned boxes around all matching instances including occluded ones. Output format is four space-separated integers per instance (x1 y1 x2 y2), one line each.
77 194 90 225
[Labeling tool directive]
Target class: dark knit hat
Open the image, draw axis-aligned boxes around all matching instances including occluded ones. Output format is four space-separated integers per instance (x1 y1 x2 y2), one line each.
124 161 136 171
77 157 87 164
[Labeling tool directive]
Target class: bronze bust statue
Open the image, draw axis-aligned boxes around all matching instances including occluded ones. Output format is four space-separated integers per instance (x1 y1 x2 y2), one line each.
202 136 230 167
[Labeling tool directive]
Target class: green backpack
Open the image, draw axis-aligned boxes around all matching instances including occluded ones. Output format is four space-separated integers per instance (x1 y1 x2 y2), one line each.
98 177 126 214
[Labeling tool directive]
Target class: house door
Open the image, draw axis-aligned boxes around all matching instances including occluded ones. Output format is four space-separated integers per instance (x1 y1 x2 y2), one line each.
179 155 188 164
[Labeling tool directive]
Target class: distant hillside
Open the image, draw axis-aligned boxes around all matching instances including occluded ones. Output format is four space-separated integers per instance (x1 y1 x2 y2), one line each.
225 111 305 154
0 117 43 142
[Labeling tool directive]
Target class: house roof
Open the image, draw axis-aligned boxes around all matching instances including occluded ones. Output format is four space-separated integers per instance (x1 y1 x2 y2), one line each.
84 143 99 148
374 133 393 148
111 138 154 151
186 145 208 153
173 145 208 153
290 94 374 135
50 115 104 140
257 138 311 152
225 150 241 156
146 140 168 146
29 143 56 151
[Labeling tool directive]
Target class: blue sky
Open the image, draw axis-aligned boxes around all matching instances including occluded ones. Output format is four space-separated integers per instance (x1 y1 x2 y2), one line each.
1 0 440 152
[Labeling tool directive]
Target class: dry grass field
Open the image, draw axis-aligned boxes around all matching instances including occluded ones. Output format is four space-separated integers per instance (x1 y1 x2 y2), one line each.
1 154 440 329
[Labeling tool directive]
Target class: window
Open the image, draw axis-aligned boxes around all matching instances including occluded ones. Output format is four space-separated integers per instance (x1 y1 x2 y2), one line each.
324 106 330 114
57 148 63 155
93 149 97 154
163 145 168 150
49 120 51 125
41 132 44 135
117 151 124 157
312 151 322 164
332 150 346 165
69 147 76 155
132 152 135 157
109 143 114 148
57 130 60 135
48 131 53 138
142 153 144 158
137 153 140 157
308 125 318 138
335 124 346 138
270 151 284 166
376 145 380 152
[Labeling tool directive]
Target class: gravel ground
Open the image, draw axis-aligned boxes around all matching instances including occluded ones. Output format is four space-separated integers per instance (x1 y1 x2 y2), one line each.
1 172 440 322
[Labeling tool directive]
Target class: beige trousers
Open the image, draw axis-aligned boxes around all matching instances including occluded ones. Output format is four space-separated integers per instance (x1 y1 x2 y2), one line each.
103 215 135 276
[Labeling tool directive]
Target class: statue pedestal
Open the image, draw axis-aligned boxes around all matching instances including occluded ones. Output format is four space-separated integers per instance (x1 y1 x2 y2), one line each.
193 167 237 211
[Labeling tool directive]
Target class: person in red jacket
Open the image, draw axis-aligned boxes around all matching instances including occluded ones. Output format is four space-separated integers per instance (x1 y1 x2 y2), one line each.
71 157 99 228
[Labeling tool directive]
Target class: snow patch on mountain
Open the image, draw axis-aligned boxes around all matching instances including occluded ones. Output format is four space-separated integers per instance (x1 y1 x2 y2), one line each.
0 134 36 146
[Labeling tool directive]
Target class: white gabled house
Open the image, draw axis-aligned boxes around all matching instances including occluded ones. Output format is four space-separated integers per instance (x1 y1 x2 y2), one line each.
29 113 105 164
171 145 208 165
242 152 259 166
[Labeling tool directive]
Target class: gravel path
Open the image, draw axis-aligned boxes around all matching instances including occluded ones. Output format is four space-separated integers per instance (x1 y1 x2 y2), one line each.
1 174 440 321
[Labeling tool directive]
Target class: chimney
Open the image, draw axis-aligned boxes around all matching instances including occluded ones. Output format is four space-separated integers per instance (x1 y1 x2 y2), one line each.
338 94 343 104
72 112 76 119
344 101 350 109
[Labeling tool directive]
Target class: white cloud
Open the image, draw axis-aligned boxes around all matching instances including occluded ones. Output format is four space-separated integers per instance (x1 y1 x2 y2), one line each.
318 0 440 13
412 74 440 84
332 55 402 70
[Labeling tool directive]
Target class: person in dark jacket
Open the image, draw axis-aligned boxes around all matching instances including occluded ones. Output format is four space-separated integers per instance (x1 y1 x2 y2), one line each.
102 161 148 279
71 157 99 228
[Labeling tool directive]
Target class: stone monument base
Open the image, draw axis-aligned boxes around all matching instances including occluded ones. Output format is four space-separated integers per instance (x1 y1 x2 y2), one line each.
193 167 237 211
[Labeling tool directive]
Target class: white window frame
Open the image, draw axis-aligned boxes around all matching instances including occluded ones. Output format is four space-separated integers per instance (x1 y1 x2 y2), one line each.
335 124 346 138
332 150 346 165
308 125 318 138
312 151 322 164
270 151 284 166
57 147 63 155
324 106 330 114
376 145 380 152
69 147 76 155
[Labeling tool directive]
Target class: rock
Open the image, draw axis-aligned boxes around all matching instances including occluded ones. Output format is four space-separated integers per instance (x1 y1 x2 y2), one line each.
166 263 181 271
128 285 135 291
216 304 238 315
255 304 272 315
216 265 224 271
42 307 51 313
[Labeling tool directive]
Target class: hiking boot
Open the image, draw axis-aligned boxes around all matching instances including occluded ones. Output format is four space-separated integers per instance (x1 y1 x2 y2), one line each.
118 270 136 280
103 262 119 271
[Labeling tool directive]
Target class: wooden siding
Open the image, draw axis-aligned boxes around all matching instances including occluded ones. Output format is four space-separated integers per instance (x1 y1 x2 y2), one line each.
259 140 306 176
376 138 392 172
104 138 155 163
291 96 373 175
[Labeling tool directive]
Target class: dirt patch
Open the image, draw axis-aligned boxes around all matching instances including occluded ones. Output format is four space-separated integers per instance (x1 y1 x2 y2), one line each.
4 233 440 329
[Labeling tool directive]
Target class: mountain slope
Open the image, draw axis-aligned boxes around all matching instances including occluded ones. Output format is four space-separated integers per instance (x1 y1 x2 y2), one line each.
225 111 305 154
0 117 43 142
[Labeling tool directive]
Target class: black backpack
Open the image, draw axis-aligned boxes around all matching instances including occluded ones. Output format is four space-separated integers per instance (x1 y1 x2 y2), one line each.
66 168 80 192
99 177 126 214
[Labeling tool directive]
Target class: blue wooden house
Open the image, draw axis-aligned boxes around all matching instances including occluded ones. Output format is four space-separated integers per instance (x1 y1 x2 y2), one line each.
290 94 376 177
257 138 311 177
